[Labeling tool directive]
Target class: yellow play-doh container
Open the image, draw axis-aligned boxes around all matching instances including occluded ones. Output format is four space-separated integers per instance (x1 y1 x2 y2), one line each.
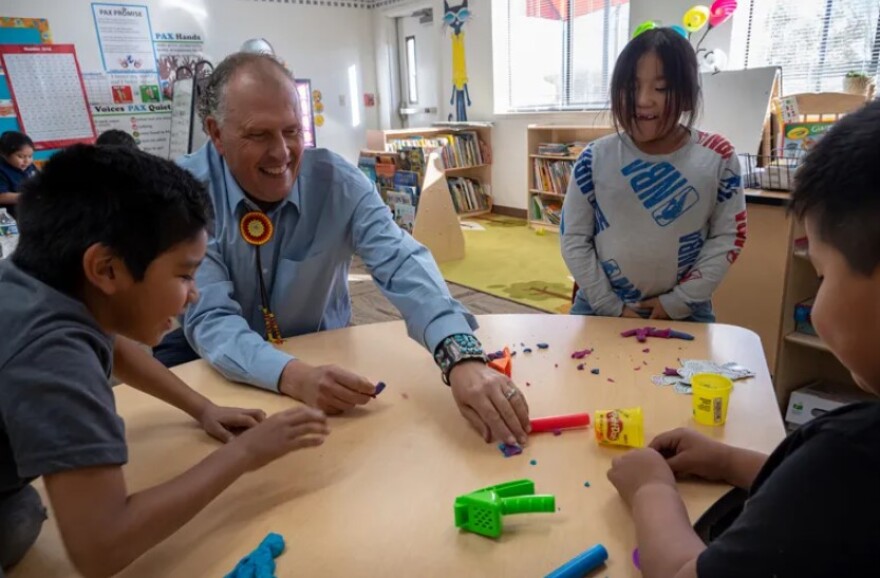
594 407 644 448
691 373 733 426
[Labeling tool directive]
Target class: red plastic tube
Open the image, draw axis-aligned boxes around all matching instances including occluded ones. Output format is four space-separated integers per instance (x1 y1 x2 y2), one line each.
530 413 591 433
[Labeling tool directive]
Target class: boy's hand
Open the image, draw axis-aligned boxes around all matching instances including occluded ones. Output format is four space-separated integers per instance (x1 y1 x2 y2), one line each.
649 428 732 482
198 404 266 443
607 448 676 506
234 407 329 471
279 360 375 414
637 297 670 319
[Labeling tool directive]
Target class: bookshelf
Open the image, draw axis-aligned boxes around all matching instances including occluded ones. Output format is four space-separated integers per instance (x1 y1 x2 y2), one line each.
772 219 860 411
366 124 494 218
526 125 614 231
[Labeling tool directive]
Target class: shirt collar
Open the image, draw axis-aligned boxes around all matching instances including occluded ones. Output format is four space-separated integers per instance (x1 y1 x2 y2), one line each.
220 154 302 216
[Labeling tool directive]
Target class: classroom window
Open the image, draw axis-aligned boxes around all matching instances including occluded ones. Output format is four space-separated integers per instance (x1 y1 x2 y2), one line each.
729 0 880 93
405 35 419 104
492 0 630 112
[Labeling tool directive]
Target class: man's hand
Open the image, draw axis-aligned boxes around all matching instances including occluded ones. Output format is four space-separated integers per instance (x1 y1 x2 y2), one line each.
449 361 530 446
232 407 329 471
649 428 733 482
279 360 375 414
607 448 677 506
198 404 266 443
637 297 671 320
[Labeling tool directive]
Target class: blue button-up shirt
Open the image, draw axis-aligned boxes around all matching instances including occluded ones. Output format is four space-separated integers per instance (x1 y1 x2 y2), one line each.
180 142 477 391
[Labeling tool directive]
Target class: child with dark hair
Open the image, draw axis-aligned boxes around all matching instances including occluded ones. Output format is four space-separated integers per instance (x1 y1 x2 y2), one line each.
95 128 138 149
606 99 880 577
0 145 329 576
561 28 746 322
0 131 37 217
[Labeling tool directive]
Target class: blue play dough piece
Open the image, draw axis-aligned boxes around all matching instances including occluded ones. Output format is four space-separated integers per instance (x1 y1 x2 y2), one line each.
225 533 285 578
374 381 386 396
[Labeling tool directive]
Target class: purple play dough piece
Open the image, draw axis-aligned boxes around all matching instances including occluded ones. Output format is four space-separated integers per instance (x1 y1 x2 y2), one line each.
498 443 523 458
633 548 640 570
373 382 386 396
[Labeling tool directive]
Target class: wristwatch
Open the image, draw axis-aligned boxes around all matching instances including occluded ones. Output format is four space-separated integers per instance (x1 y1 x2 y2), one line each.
434 334 489 385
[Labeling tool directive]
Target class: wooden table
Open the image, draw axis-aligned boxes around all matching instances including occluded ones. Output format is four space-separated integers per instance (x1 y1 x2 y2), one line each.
13 315 785 578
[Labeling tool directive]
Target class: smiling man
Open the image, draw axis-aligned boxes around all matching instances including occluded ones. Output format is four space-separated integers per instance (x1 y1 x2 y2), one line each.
158 52 530 447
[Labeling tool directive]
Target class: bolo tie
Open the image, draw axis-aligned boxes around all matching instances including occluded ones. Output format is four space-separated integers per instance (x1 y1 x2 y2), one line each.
239 211 283 344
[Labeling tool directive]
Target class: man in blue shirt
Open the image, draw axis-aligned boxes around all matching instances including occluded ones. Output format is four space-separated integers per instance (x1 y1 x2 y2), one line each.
163 52 530 447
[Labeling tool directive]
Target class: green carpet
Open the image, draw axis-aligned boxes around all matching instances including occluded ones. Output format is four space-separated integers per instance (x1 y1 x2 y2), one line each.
438 216 573 313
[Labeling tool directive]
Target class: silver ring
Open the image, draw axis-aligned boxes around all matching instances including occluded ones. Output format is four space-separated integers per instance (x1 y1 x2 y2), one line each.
504 388 519 401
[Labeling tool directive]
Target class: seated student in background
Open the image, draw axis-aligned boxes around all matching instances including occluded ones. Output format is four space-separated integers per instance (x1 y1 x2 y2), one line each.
0 145 328 577
607 100 880 577
0 131 38 218
561 28 746 322
95 128 138 148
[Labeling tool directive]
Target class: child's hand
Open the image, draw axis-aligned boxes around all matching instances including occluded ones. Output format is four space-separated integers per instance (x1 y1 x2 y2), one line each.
607 448 676 506
620 306 642 318
198 403 267 443
636 297 670 319
649 428 732 482
234 407 329 471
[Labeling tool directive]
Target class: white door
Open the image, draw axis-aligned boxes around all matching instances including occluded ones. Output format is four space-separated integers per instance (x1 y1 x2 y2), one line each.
396 11 440 128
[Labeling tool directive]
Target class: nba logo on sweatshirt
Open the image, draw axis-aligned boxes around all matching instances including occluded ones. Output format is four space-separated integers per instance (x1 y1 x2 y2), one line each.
622 159 700 226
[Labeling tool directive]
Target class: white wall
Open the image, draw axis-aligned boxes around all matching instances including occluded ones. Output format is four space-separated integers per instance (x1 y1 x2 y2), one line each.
373 0 738 210
2 0 379 162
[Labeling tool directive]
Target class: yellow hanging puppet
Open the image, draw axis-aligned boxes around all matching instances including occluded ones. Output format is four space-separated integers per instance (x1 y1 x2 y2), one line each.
443 0 472 121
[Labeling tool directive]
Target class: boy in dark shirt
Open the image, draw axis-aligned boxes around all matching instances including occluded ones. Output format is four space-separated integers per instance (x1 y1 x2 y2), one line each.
606 99 880 577
0 145 329 577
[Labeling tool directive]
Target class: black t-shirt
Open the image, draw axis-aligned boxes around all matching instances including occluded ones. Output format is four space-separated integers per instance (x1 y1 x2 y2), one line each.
0 260 127 496
698 401 880 577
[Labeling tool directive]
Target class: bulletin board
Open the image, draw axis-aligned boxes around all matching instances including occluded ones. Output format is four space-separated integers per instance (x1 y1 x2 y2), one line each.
0 44 96 149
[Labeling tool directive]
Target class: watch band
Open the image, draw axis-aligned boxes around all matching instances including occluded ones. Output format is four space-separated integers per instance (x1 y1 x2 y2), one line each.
434 334 488 385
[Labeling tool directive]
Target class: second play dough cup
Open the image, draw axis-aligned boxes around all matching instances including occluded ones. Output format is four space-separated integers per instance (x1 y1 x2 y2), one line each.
692 373 733 426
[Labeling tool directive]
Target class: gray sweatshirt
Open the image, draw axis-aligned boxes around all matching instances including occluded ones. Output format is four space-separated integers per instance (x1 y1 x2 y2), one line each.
560 130 747 319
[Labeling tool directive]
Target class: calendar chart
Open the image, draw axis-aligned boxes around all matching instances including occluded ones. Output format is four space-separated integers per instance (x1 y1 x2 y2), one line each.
0 44 96 149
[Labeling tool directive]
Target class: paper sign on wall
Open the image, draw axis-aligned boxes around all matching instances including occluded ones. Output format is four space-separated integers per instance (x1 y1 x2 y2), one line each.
153 31 204 101
0 44 96 150
91 3 158 73
90 102 172 158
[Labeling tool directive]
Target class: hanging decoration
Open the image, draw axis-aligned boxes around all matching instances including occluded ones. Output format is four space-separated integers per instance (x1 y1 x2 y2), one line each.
636 1 737 74
682 5 710 32
443 0 472 122
240 211 283 344
632 20 659 39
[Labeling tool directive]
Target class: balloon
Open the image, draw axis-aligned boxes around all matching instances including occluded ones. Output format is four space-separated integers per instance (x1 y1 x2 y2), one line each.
671 25 688 39
699 48 728 73
683 5 710 32
240 38 275 55
632 20 658 39
709 0 737 28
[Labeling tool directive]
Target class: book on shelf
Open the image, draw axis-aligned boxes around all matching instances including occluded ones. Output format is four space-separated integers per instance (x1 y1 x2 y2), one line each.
531 196 562 225
533 158 574 194
447 176 490 214
386 189 417 233
387 131 485 170
537 142 569 156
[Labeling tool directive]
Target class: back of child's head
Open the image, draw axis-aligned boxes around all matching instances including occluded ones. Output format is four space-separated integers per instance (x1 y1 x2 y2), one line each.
95 129 138 149
610 28 700 137
791 99 880 276
13 144 213 295
0 130 34 157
